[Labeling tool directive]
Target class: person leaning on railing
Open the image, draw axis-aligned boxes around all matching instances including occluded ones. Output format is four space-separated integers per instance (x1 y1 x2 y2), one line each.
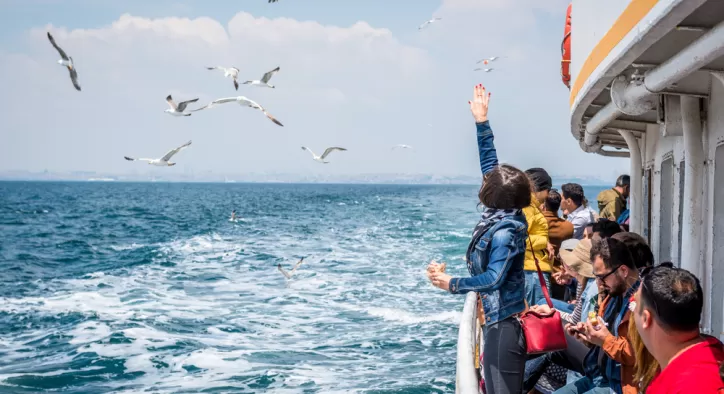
427 84 530 394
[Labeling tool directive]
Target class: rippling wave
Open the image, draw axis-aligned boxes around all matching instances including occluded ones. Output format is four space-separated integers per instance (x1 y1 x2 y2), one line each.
0 182 492 393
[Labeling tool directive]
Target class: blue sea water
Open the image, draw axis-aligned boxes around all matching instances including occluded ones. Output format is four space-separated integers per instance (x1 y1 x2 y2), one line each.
0 181 607 393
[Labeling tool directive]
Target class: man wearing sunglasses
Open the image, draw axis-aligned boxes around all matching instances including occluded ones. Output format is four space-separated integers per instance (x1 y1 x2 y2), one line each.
557 237 640 394
633 265 724 393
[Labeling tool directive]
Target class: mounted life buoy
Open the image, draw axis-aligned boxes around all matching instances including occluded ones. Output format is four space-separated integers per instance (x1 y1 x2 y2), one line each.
561 3 572 89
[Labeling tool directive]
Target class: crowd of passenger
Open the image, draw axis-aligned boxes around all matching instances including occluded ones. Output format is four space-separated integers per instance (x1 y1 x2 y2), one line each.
426 85 724 394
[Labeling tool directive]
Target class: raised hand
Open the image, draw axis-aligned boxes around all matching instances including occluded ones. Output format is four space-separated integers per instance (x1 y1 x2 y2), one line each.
469 84 491 123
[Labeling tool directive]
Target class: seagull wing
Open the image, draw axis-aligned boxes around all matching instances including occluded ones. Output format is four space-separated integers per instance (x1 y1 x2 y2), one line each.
301 146 317 158
206 66 224 72
260 67 280 83
166 95 178 110
233 79 239 90
191 97 238 112
269 0 279 2
418 21 430 30
177 98 199 112
124 156 136 161
68 64 81 91
288 257 305 275
320 147 347 160
277 264 291 279
47 32 69 61
262 110 284 127
161 140 192 162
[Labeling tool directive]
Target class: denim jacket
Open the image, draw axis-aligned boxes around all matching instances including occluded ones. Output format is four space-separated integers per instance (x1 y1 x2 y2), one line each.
448 121 528 325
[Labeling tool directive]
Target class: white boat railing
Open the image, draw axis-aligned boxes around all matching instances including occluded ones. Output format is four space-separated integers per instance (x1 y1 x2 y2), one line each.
456 292 481 394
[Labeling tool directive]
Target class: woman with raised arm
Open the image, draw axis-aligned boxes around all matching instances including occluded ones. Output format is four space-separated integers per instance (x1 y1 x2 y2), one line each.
428 84 530 393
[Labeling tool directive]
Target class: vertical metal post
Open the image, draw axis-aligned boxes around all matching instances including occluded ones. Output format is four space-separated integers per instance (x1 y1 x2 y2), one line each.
619 130 643 234
680 96 704 279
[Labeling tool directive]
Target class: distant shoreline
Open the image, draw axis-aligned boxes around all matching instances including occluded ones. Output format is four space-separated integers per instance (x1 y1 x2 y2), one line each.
0 179 611 188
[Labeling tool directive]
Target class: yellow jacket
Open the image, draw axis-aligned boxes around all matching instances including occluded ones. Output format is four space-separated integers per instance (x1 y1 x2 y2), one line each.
522 194 552 272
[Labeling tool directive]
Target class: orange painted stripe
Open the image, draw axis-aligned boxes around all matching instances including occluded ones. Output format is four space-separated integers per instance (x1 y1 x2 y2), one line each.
570 0 659 107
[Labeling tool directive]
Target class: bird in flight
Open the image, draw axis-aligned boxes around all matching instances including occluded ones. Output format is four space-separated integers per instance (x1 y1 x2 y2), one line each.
124 141 192 167
269 0 279 2
473 68 494 72
301 146 347 163
165 95 199 117
243 66 280 88
47 32 81 91
418 17 442 30
278 257 305 279
393 144 414 150
192 96 284 126
476 56 503 65
206 66 240 90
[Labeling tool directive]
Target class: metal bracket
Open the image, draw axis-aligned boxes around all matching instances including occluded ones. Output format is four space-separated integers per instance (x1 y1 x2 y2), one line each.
610 73 657 115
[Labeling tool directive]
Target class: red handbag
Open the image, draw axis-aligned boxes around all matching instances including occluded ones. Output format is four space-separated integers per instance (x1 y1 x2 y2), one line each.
519 238 568 354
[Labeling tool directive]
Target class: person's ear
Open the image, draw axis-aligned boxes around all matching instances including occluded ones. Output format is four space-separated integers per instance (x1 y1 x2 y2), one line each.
642 309 653 329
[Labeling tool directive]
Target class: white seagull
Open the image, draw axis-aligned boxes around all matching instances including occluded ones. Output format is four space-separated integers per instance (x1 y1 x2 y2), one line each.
301 146 347 164
473 68 494 72
476 56 503 65
124 140 192 167
206 66 240 90
278 257 305 279
243 66 280 88
192 96 283 126
165 95 199 117
47 32 81 91
393 144 414 150
418 17 442 30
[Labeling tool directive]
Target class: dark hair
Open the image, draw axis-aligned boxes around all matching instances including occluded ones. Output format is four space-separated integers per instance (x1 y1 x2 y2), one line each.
561 183 585 207
524 167 552 192
590 237 636 270
544 190 562 212
616 174 630 188
592 218 623 238
640 266 702 331
612 232 654 269
479 165 532 209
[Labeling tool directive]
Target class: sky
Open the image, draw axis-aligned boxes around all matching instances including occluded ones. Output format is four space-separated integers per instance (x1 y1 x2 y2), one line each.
0 0 629 180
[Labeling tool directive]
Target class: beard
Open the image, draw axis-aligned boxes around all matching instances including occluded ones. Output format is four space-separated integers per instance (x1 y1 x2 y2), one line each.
608 276 628 296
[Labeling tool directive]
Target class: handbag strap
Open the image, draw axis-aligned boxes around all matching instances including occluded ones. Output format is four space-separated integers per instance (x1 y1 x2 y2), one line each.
528 237 554 309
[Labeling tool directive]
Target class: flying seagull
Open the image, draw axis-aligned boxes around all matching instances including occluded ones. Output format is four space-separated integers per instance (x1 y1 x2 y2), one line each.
278 257 305 279
243 66 280 88
47 32 81 91
301 146 347 163
192 96 283 126
165 95 199 117
473 68 494 72
207 66 240 90
269 0 278 2
418 17 442 30
476 56 503 65
124 140 192 167
393 144 414 150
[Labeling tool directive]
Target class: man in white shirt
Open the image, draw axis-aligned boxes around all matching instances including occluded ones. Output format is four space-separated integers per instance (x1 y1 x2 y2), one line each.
561 183 597 239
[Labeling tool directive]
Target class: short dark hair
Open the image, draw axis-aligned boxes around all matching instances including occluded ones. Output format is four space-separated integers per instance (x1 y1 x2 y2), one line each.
561 183 585 207
640 266 702 331
612 232 654 269
524 167 552 192
544 190 562 212
479 164 532 210
616 174 630 188
592 218 623 238
590 237 636 270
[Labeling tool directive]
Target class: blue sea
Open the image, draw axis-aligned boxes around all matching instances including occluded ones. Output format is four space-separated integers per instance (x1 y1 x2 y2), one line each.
0 181 606 393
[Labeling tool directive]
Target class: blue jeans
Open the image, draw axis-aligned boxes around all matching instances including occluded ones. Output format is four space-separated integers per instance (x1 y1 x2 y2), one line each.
553 376 610 394
539 297 576 313
525 271 551 307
